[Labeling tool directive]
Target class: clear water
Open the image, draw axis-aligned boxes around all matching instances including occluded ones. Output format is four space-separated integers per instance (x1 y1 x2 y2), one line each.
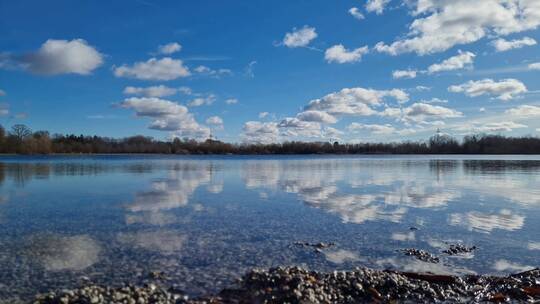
0 155 539 302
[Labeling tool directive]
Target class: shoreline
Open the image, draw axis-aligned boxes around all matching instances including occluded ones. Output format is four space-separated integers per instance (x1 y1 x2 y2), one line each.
34 266 540 303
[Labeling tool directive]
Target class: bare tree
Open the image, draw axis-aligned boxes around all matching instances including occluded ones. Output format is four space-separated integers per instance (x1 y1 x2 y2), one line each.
10 124 32 141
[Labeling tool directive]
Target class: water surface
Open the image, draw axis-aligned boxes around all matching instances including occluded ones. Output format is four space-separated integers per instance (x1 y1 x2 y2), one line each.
0 155 539 302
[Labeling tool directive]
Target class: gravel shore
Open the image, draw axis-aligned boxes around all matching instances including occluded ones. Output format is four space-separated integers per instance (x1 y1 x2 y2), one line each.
34 266 540 303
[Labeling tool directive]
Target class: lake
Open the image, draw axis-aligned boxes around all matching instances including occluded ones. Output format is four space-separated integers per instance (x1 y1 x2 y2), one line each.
0 155 539 303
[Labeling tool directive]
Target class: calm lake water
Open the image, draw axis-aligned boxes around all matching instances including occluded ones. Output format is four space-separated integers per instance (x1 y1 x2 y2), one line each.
0 155 539 302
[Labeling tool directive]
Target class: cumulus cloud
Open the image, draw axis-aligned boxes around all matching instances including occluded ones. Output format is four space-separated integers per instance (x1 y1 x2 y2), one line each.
19 39 103 75
225 98 238 105
392 69 417 79
455 121 527 133
349 7 365 20
491 37 536 52
505 105 540 117
194 65 232 78
113 57 190 80
118 97 210 139
296 110 337 124
374 0 540 55
278 117 323 138
206 116 223 128
188 94 216 107
305 87 409 117
258 112 270 119
529 63 540 70
382 103 463 123
282 26 318 48
242 121 279 144
157 42 182 54
449 78 527 101
348 123 396 134
366 0 390 14
123 85 178 97
427 51 475 74
325 44 368 64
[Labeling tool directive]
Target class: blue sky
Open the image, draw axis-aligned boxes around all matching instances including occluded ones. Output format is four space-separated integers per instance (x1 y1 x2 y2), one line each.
1 0 540 143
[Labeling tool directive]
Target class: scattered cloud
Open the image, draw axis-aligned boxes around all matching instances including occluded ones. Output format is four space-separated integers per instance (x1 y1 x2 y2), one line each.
296 110 337 124
123 85 178 98
325 44 368 64
392 69 417 79
157 42 182 55
282 26 318 48
491 37 536 52
505 105 540 117
400 103 463 122
420 98 448 104
17 39 103 75
455 121 527 133
244 61 257 78
366 0 390 14
374 1 540 55
188 94 216 107
449 78 527 101
427 51 475 74
349 7 365 20
113 57 190 80
206 116 223 128
225 98 238 105
348 123 396 134
305 87 409 118
0 89 5 96
194 65 232 78
529 63 540 70
118 97 209 139
258 112 269 119
0 104 8 116
242 121 279 144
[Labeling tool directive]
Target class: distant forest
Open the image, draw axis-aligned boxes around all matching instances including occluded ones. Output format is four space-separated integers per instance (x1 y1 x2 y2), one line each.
1 123 540 155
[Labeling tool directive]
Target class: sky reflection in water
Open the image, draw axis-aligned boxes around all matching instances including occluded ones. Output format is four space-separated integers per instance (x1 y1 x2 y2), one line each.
0 156 539 302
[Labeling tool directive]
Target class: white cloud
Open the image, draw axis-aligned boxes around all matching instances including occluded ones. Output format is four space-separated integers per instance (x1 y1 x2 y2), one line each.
296 110 337 124
194 65 232 78
258 112 269 119
366 0 390 14
113 57 190 80
278 118 323 138
382 103 462 124
374 0 540 55
427 51 475 74
225 98 238 105
420 98 448 104
123 85 178 98
157 42 182 54
349 7 365 20
505 105 540 117
188 94 216 107
0 89 5 96
282 26 318 48
305 87 409 117
529 63 540 70
242 121 279 144
325 44 368 64
403 103 463 121
178 86 192 95
392 69 417 79
21 39 103 75
414 85 431 92
449 78 527 101
455 121 528 132
118 97 209 140
493 260 533 273
348 123 396 134
0 104 8 116
206 116 223 127
491 37 536 52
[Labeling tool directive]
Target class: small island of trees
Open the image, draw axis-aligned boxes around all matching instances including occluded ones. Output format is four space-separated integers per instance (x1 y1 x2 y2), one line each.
1 123 540 155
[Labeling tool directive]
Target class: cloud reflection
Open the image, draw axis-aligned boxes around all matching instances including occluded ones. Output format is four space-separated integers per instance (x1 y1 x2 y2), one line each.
449 210 525 233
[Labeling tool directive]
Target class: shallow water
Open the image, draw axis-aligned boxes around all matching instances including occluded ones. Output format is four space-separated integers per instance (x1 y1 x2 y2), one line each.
0 155 539 302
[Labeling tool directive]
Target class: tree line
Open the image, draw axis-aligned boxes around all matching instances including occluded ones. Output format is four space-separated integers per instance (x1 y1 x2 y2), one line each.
1 123 540 155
